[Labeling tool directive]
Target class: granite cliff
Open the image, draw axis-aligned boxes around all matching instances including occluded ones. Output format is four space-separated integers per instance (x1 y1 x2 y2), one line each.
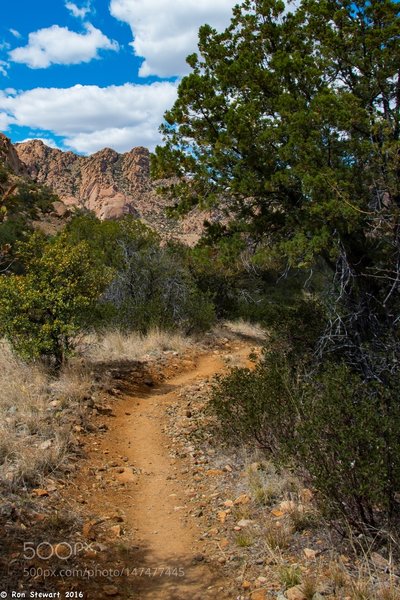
11 137 208 243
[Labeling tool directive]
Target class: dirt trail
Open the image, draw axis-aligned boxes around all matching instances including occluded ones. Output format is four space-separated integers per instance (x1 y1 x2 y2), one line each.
89 349 249 599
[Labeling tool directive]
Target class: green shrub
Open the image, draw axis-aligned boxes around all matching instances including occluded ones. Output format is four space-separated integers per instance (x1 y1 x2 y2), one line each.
294 363 400 531
210 351 400 532
105 239 215 334
209 351 298 451
0 232 110 366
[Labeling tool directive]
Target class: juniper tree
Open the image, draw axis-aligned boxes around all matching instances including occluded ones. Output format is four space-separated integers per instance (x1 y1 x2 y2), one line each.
152 0 400 380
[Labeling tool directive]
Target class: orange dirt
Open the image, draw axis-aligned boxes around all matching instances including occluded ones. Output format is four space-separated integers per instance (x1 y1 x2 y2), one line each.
69 346 253 599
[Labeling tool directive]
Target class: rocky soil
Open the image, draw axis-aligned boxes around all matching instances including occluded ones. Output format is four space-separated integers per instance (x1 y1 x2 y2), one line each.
1 332 399 599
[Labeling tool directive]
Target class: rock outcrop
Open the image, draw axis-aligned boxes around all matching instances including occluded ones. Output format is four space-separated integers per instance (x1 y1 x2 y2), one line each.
13 139 210 243
0 133 27 176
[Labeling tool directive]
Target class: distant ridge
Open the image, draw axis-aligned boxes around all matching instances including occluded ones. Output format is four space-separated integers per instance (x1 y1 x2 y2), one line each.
0 135 215 244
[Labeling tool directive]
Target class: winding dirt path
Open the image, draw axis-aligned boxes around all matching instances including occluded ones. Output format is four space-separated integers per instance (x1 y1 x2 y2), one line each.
113 354 228 599
83 350 247 600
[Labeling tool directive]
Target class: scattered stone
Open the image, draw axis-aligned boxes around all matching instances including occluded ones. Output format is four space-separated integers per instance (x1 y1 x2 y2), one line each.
279 500 297 513
193 554 205 563
39 440 52 450
286 586 306 600
103 585 119 597
303 548 317 560
237 519 254 528
234 494 251 505
31 489 49 497
82 520 96 540
251 591 266 600
217 511 228 524
205 469 224 477
110 525 122 537
370 551 390 571
95 405 114 416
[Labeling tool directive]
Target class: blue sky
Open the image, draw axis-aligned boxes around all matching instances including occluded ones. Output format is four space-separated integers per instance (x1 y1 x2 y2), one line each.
0 0 237 154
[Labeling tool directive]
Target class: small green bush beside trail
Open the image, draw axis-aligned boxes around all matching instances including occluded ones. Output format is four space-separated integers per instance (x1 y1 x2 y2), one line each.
295 364 400 531
210 351 298 453
210 349 400 534
0 232 111 366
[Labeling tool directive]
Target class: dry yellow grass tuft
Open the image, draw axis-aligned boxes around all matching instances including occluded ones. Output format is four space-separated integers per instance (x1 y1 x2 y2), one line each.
221 319 267 341
84 328 192 363
0 340 92 490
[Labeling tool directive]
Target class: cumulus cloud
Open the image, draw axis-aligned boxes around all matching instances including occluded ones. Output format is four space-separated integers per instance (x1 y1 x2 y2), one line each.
109 0 237 77
65 1 92 19
9 23 118 69
0 82 177 153
0 111 13 130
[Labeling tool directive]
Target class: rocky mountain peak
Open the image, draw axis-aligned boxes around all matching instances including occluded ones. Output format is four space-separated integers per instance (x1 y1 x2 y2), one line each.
11 138 209 243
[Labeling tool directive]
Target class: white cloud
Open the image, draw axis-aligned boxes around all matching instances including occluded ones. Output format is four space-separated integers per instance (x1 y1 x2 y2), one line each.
109 0 237 77
0 112 13 130
9 29 22 39
0 82 177 153
65 125 161 154
18 137 61 150
65 1 92 19
9 23 118 69
0 60 9 76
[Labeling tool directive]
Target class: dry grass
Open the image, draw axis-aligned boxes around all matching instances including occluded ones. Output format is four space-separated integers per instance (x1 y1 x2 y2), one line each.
302 574 319 599
247 460 301 507
218 319 267 341
0 328 194 491
0 340 92 490
84 328 192 363
264 519 293 550
235 532 254 547
279 564 302 587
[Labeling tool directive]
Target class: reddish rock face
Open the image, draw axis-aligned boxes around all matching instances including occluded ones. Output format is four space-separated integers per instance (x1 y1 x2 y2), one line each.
2 136 217 244
15 140 151 221
0 133 27 176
